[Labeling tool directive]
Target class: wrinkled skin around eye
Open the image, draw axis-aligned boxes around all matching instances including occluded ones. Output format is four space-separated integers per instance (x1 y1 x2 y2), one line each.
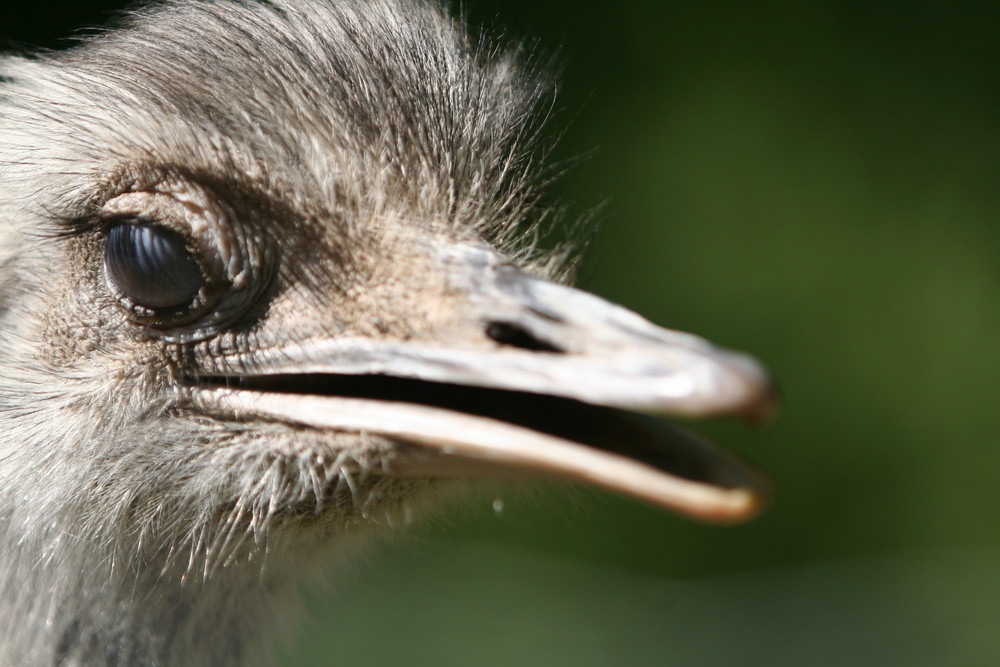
105 222 205 310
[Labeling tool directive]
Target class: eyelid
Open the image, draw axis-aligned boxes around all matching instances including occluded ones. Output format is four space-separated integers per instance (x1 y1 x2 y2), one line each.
102 187 249 287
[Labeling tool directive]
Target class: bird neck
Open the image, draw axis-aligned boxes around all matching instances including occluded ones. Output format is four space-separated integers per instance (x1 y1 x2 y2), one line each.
1 534 306 666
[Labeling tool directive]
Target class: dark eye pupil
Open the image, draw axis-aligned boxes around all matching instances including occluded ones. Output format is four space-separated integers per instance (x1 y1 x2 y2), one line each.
105 222 204 310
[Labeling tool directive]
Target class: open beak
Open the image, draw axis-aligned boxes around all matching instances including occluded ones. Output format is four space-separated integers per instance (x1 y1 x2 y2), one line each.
194 244 777 523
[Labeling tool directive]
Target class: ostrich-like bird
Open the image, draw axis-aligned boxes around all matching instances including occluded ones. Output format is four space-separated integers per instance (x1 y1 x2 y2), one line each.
0 1 776 665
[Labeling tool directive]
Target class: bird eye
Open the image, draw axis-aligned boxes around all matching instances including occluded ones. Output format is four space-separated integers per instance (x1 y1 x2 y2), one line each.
105 222 205 311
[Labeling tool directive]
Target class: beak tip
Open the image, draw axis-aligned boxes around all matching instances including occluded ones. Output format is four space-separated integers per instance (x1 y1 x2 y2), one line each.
741 380 781 427
682 484 771 525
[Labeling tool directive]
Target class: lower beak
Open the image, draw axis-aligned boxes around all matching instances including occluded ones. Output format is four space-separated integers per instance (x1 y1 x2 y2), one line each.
194 243 777 523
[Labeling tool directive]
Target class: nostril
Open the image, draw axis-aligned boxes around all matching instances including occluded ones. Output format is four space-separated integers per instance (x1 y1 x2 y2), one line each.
485 321 564 353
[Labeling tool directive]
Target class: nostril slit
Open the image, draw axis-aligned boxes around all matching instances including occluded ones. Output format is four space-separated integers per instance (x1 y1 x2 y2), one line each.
485 321 564 353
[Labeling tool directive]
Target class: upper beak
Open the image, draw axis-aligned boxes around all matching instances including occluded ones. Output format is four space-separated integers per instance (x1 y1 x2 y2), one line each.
194 243 777 523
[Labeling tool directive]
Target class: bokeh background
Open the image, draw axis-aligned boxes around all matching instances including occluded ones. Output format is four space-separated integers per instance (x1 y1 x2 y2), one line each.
5 2 1000 665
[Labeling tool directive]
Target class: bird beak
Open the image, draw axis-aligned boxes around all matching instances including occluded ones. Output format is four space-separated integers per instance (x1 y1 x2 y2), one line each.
196 244 776 523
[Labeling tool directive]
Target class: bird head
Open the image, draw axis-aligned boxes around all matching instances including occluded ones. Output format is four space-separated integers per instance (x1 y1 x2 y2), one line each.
0 0 776 582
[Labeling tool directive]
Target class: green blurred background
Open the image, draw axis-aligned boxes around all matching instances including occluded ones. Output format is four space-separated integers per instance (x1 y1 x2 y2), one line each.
5 2 1000 665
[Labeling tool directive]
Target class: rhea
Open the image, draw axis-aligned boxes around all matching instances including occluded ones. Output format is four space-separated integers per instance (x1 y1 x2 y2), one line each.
0 1 775 665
